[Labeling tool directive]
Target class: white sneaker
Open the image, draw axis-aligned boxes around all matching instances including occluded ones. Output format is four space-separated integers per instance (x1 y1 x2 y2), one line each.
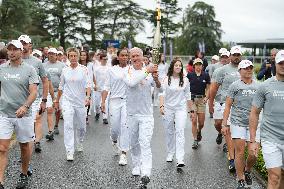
76 143 84 152
66 152 74 161
132 166 140 176
118 154 127 166
177 160 185 167
166 154 174 162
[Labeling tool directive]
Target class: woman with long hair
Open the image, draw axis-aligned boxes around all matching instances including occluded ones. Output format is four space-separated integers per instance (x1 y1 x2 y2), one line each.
159 58 192 167
79 50 93 124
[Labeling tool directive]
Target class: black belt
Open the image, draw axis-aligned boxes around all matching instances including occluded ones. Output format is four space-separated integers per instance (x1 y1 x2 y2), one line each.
192 94 205 98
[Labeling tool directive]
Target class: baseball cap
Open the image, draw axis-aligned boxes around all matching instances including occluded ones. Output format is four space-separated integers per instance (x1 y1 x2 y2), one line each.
230 46 242 55
7 40 23 50
57 51 64 55
211 55 219 61
238 60 253 70
219 48 227 54
18 35 32 44
32 49 42 57
221 51 230 57
275 50 284 64
193 58 203 65
48 48 58 54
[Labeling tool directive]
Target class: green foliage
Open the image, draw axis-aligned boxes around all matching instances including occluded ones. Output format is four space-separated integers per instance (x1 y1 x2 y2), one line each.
147 0 181 39
0 0 33 39
245 146 268 180
175 1 223 55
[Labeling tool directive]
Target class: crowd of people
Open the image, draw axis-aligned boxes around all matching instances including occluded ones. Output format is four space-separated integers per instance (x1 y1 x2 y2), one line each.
0 35 283 189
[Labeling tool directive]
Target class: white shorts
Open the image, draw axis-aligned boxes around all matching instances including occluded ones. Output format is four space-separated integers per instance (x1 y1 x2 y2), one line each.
261 140 284 169
213 102 225 120
231 124 260 143
0 115 35 143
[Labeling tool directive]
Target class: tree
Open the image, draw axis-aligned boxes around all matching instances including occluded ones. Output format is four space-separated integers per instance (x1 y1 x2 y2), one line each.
0 0 33 39
106 0 146 40
176 2 223 55
147 0 181 40
34 0 82 48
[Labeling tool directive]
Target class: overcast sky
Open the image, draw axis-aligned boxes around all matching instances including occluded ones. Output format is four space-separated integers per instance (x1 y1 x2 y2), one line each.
134 0 284 45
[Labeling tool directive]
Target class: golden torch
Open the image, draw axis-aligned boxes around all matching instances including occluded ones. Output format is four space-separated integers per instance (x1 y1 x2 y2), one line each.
152 0 161 65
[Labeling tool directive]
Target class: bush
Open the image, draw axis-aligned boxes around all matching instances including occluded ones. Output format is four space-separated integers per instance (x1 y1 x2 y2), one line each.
245 146 268 180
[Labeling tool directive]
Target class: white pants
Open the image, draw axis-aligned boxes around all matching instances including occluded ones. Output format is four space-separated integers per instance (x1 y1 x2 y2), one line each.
93 91 108 119
162 107 186 163
109 98 128 151
128 115 154 177
153 86 159 106
61 99 86 154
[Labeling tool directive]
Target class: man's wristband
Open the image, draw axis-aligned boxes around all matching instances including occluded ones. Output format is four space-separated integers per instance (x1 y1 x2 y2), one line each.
160 105 164 108
188 110 195 113
222 124 230 128
86 96 91 100
42 98 47 103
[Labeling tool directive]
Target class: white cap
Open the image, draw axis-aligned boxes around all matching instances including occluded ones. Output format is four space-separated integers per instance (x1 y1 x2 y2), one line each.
7 40 23 50
57 51 63 55
193 58 203 65
219 48 227 54
230 46 242 55
18 35 32 44
275 50 284 64
211 55 219 61
221 51 230 57
48 48 58 54
238 60 253 70
32 49 42 57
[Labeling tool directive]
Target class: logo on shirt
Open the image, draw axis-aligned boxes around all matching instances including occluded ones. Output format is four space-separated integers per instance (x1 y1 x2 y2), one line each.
242 89 256 96
272 90 284 100
3 73 21 81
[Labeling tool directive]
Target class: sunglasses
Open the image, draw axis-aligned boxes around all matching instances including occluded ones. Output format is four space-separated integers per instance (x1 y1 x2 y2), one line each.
232 54 241 57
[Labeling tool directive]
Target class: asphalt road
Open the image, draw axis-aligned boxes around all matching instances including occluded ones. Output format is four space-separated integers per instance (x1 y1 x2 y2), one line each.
4 107 266 189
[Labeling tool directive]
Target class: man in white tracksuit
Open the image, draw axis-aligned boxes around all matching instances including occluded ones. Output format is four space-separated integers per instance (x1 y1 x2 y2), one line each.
125 47 161 187
101 49 129 166
54 47 91 161
94 52 110 124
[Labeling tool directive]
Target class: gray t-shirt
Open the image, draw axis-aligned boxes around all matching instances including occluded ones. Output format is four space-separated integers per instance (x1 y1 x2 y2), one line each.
211 65 224 102
0 62 39 117
215 63 240 103
228 79 259 127
43 61 65 92
252 76 284 145
23 55 47 97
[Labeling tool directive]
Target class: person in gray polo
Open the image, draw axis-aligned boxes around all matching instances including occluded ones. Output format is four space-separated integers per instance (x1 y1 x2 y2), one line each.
0 40 38 189
250 50 284 189
18 35 48 153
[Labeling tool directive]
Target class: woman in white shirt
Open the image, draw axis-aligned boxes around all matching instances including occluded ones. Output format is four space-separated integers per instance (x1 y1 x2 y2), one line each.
159 58 192 167
54 47 91 161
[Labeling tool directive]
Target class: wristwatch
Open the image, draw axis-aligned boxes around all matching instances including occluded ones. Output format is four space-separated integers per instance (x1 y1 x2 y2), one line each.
42 99 47 103
23 104 30 109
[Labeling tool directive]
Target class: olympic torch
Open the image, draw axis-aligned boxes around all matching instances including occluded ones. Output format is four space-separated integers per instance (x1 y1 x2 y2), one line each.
152 0 161 65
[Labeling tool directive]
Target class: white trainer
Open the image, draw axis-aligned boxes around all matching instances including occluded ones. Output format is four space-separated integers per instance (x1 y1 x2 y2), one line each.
118 154 127 166
66 152 74 161
112 142 120 156
166 154 174 162
76 143 84 152
132 166 140 176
